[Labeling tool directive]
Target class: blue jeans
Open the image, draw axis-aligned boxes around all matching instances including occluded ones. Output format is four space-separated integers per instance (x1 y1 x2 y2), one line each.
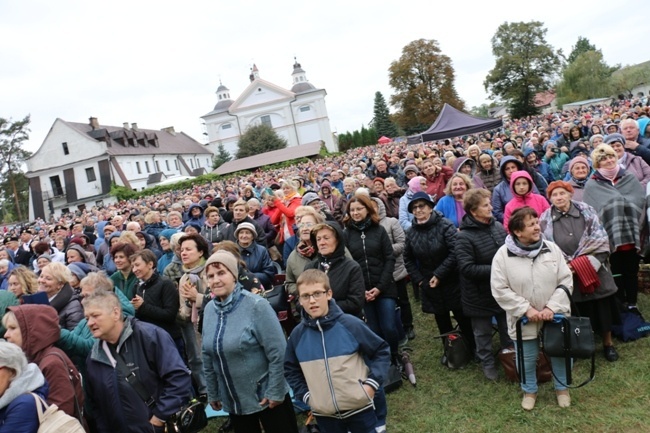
514 339 569 394
373 387 387 428
364 297 399 355
316 408 377 433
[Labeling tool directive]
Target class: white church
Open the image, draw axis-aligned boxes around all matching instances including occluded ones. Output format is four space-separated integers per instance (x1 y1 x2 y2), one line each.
201 60 337 157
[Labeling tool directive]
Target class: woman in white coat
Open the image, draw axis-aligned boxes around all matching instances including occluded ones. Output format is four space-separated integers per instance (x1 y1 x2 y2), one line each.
491 206 573 411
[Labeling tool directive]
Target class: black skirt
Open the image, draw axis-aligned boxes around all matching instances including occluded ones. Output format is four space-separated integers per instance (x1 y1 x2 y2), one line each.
576 293 621 335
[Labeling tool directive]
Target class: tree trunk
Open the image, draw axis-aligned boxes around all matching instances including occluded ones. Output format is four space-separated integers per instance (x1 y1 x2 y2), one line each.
9 170 22 221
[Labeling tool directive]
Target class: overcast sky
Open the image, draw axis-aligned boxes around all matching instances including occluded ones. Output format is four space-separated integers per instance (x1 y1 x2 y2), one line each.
1 0 644 154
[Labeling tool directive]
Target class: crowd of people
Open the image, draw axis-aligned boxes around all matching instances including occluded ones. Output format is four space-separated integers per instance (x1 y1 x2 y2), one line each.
1 96 650 431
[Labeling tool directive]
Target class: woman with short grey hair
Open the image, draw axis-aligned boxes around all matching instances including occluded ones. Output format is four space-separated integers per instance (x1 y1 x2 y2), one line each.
0 341 47 433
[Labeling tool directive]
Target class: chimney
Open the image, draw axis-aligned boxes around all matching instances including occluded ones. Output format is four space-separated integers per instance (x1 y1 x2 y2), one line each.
89 117 99 130
131 123 138 131
162 126 176 136
123 122 130 129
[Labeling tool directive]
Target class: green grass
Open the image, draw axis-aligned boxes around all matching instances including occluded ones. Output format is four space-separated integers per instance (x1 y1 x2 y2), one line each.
209 292 650 432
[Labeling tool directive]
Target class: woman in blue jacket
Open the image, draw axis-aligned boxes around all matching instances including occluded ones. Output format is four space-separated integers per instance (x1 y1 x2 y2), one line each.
0 341 48 433
202 251 298 433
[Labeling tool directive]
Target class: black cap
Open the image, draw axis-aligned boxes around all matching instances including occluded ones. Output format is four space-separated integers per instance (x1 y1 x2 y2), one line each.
3 236 18 245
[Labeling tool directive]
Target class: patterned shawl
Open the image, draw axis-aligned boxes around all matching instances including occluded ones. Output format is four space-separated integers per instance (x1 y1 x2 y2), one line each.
540 200 610 261
581 170 645 251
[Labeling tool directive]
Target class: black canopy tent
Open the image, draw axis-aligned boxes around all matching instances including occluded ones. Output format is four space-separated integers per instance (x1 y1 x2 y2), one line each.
407 103 503 143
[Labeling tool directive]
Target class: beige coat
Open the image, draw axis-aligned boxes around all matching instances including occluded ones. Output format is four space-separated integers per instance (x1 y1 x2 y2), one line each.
491 240 573 340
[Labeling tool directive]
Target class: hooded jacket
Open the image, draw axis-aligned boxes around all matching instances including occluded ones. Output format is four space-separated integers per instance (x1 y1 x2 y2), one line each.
403 210 461 315
452 157 486 189
86 318 191 432
503 170 550 232
8 305 84 418
284 301 390 419
456 214 507 317
304 222 365 317
491 156 541 223
66 242 97 267
183 203 205 228
101 231 122 275
318 179 340 213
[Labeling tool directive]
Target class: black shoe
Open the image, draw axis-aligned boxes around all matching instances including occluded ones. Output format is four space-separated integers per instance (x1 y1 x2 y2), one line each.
604 345 619 362
219 417 233 432
406 327 416 340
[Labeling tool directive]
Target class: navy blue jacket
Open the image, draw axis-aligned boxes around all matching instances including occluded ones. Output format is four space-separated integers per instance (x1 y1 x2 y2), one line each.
86 318 191 433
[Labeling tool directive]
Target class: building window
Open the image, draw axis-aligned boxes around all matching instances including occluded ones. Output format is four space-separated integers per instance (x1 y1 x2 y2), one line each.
189 159 194 169
260 115 272 127
206 158 209 166
136 162 141 174
222 123 232 130
145 161 150 173
299 106 310 112
174 160 179 170
155 160 160 172
62 142 69 155
85 167 96 182
165 160 170 171
50 176 63 196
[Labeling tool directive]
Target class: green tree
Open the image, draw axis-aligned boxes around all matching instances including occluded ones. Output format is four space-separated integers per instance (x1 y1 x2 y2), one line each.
212 143 232 169
337 132 353 152
236 123 287 159
556 51 614 107
567 36 597 65
352 130 362 148
0 115 32 221
372 92 398 138
389 39 465 135
484 21 561 119
610 62 650 97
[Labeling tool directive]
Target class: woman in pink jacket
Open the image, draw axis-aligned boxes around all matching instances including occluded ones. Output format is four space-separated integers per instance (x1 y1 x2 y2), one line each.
503 171 550 232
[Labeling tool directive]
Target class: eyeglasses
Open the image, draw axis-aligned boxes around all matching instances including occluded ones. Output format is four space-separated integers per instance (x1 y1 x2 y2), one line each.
411 203 429 210
600 154 617 161
299 222 315 228
298 290 329 302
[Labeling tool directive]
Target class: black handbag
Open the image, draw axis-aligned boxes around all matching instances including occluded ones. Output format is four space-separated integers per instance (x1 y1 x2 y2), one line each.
167 400 208 433
434 328 472 369
111 346 207 433
540 285 596 388
263 284 289 313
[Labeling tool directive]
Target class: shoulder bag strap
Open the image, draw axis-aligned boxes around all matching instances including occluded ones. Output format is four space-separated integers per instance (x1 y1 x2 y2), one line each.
108 345 156 408
556 284 580 316
32 392 47 421
43 351 84 421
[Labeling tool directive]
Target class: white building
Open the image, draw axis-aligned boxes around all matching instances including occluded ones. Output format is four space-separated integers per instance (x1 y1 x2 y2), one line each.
25 117 213 220
201 60 337 157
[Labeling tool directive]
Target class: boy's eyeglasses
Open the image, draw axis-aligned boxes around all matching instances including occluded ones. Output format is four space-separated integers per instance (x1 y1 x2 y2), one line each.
298 290 328 302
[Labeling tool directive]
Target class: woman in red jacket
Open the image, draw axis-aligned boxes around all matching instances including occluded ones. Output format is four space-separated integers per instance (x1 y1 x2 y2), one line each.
273 180 302 245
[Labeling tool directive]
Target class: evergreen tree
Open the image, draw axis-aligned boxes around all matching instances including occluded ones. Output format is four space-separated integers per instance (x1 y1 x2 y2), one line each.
373 92 398 138
236 124 287 159
0 115 32 221
212 143 232 169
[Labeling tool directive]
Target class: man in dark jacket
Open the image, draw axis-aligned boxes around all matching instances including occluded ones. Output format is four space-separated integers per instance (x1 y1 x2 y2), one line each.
84 290 192 433
622 118 650 166
221 199 266 245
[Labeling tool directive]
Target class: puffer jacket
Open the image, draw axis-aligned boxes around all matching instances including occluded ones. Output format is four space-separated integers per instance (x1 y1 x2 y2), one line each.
202 284 289 415
503 170 550 232
86 318 191 433
9 305 84 418
373 198 407 281
305 222 365 317
284 301 390 419
456 214 507 317
475 157 502 192
48 283 84 331
492 156 541 223
0 367 48 433
343 219 397 299
404 210 460 314
491 240 573 340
